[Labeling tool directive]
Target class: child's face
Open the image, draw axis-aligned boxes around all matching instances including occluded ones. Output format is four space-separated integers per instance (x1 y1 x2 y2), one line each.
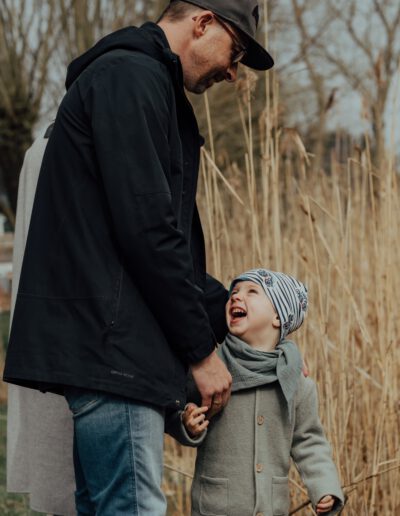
226 280 281 348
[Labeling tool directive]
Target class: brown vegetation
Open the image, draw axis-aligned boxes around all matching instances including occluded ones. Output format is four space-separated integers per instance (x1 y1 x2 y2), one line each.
0 1 399 514
163 69 400 515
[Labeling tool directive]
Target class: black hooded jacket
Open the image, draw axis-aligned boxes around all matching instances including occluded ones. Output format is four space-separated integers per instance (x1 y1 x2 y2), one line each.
4 23 228 409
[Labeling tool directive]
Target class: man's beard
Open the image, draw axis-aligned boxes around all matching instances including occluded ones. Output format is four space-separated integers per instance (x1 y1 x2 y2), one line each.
186 70 226 95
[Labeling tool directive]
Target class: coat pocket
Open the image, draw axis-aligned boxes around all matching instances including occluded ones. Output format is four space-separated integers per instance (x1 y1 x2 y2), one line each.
272 476 290 516
199 475 228 516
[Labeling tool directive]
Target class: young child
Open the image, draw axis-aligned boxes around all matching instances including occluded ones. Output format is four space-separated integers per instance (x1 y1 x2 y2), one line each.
167 268 344 516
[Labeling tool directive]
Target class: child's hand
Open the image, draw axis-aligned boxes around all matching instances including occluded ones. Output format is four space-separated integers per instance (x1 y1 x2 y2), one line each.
182 403 209 438
316 495 335 513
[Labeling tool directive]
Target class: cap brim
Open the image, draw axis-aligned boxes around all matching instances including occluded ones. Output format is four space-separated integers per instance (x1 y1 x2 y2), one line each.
241 36 274 71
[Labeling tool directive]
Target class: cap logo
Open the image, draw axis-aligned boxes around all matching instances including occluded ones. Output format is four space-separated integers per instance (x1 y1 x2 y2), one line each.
257 269 274 287
296 288 308 311
252 6 259 28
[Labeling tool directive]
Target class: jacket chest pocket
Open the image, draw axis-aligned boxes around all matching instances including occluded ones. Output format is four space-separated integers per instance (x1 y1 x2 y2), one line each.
272 476 290 515
199 475 228 516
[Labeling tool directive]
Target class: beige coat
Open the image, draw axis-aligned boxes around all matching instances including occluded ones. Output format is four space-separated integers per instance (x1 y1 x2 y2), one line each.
189 375 344 516
6 127 76 515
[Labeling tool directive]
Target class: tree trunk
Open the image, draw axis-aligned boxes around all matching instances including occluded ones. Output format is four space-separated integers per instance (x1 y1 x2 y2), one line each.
0 107 35 222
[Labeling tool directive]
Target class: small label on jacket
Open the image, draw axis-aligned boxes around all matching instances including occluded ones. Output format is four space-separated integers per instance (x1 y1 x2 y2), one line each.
110 369 135 379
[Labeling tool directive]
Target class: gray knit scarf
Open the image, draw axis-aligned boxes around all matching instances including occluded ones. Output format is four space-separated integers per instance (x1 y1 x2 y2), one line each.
219 333 303 420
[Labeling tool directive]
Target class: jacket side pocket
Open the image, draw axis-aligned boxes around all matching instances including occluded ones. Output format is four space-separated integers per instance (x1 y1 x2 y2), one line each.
199 475 228 516
272 476 290 516
64 387 101 418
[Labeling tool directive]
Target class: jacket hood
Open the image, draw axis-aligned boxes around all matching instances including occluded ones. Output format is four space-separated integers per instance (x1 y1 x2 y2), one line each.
65 22 175 90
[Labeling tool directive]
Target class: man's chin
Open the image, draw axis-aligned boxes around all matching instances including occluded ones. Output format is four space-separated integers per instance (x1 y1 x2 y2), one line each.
186 84 208 95
185 79 214 95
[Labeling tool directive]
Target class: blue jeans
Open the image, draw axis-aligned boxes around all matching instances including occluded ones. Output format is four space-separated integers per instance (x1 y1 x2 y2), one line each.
64 387 167 516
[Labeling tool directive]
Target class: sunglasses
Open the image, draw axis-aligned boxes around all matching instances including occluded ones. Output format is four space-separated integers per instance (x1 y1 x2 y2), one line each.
192 14 247 64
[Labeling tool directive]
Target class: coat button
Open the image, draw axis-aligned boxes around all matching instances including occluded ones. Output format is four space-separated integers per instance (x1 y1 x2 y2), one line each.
257 415 265 425
256 463 263 473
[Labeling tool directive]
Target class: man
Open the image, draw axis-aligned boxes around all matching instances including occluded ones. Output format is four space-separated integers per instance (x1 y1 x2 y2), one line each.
4 1 274 514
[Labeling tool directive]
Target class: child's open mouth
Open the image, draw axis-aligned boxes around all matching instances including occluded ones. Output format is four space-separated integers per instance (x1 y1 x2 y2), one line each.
230 307 247 322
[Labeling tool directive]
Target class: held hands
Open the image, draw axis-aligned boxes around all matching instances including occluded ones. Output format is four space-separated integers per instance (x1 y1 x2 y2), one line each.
316 495 335 514
182 403 209 438
190 350 232 419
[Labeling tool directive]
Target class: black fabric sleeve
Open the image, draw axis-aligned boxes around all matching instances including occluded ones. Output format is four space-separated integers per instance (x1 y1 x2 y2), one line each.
85 55 215 363
204 274 228 343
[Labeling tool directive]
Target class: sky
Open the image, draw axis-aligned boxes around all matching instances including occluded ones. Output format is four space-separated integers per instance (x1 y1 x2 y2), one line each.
268 0 400 150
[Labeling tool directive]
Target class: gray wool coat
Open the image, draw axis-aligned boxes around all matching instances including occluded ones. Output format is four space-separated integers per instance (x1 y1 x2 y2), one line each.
6 127 76 515
168 375 344 516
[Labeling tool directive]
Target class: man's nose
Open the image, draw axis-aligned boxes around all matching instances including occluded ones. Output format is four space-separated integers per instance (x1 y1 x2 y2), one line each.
225 63 238 83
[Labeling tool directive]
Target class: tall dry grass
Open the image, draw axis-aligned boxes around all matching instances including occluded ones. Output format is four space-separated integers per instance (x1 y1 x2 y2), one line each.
163 64 400 515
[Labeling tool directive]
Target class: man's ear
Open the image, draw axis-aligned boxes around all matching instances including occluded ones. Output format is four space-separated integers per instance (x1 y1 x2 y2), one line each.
272 314 280 329
193 11 214 37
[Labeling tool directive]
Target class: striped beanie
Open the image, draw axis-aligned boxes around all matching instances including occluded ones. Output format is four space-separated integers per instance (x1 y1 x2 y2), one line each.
230 268 308 341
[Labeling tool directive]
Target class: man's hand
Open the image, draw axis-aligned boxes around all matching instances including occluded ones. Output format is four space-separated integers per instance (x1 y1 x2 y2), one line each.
182 403 209 437
316 495 335 513
190 350 232 419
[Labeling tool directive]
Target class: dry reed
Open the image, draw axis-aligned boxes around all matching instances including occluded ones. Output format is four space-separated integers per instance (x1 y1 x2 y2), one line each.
162 64 400 515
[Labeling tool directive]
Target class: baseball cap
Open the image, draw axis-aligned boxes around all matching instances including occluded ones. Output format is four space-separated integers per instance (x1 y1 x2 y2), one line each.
170 0 274 70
